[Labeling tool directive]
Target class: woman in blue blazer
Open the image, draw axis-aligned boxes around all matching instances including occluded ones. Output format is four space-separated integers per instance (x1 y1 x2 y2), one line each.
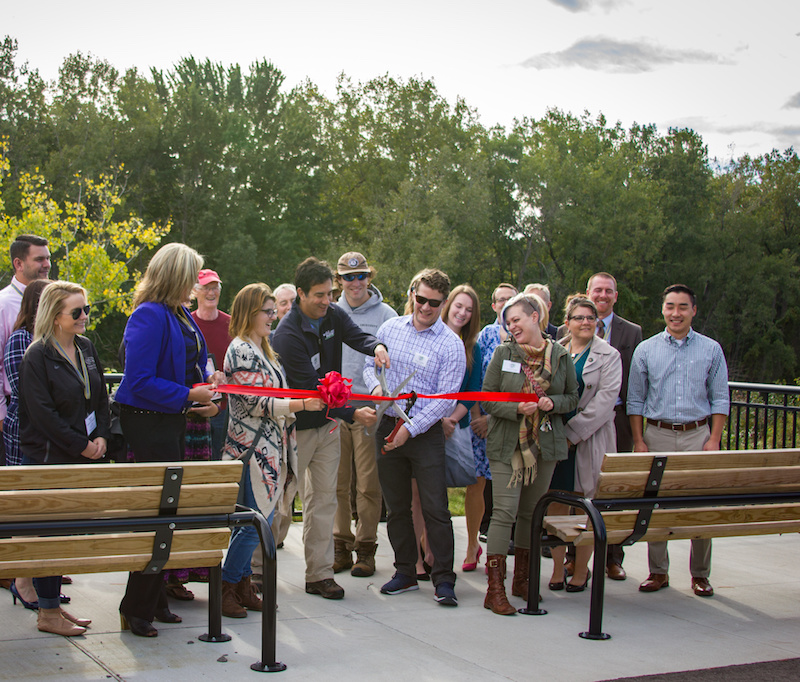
116 243 222 637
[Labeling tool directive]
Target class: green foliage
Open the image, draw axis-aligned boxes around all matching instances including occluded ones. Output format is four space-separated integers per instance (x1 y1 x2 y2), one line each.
2 36 800 382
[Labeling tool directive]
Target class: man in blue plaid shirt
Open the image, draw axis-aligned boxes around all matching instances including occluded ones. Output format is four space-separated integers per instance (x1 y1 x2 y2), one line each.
364 268 466 606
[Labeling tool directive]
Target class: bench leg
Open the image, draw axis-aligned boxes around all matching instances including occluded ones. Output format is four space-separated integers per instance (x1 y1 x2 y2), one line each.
199 564 232 643
250 511 287 673
579 508 611 640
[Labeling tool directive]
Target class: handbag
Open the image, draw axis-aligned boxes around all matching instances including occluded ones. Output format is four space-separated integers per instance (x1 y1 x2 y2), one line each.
444 424 477 488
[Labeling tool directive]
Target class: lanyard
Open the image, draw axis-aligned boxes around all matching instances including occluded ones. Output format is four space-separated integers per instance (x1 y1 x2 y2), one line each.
53 339 92 401
10 281 24 297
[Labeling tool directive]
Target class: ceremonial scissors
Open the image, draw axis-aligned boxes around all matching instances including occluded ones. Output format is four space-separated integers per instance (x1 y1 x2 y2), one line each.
364 367 416 437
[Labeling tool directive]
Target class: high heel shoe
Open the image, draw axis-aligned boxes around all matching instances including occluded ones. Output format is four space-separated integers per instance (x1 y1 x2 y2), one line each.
154 608 182 624
120 612 158 637
60 608 91 627
10 580 39 610
462 546 483 572
566 570 591 593
548 568 567 591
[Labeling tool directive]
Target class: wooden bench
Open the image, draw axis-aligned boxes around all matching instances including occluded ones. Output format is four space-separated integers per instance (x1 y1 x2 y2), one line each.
0 460 285 673
522 448 800 639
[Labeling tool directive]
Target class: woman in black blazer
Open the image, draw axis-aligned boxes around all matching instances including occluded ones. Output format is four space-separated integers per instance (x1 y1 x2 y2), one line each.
18 280 109 636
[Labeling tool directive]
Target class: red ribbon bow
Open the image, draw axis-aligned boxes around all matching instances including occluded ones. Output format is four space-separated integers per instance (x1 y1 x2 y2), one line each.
317 371 352 409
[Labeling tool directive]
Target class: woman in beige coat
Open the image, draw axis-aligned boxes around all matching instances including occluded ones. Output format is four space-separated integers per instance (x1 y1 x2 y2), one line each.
548 296 621 592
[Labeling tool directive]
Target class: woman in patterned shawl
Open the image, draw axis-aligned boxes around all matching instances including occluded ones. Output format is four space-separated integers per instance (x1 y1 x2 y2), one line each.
220 283 325 618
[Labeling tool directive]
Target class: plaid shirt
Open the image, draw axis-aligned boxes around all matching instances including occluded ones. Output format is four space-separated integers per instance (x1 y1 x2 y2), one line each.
364 315 466 438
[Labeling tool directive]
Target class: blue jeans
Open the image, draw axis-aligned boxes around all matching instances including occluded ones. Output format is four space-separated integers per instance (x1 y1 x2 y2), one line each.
222 463 274 583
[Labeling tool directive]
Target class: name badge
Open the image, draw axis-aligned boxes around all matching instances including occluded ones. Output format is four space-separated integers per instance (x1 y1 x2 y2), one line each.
502 360 521 374
85 411 97 435
311 353 321 370
412 353 428 368
323 329 335 341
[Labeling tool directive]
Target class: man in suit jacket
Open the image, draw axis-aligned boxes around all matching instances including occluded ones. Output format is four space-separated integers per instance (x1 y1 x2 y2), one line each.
557 272 642 580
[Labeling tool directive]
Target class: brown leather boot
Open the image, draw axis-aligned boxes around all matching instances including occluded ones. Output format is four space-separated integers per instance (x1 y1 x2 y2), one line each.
351 542 377 577
38 607 86 636
333 539 353 573
484 555 517 616
236 576 263 611
511 547 530 600
222 580 246 618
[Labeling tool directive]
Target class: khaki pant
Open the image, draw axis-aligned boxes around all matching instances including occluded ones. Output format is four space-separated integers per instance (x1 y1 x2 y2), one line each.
296 424 341 582
334 419 382 547
645 424 712 578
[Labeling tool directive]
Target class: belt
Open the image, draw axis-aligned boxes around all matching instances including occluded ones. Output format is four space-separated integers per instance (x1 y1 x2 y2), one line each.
119 404 189 416
646 417 708 432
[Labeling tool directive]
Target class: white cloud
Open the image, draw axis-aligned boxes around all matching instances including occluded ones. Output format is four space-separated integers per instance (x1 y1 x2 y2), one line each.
522 37 734 73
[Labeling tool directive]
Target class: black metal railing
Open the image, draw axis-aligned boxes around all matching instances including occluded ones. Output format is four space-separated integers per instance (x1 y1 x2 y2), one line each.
726 382 800 450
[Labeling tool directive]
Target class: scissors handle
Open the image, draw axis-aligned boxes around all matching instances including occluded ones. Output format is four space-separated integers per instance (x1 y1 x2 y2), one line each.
381 420 405 454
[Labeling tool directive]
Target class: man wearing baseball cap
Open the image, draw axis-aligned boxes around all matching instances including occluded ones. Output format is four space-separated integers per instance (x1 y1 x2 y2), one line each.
333 252 398 577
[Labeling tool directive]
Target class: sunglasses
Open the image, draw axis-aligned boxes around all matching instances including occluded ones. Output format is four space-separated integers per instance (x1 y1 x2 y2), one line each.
261 308 278 318
341 272 368 282
414 293 444 308
65 305 91 320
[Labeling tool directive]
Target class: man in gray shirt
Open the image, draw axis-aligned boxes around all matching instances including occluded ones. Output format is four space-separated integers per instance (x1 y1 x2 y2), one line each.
333 252 397 577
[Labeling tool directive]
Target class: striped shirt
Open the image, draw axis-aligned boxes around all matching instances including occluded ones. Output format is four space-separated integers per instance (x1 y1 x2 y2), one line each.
627 328 729 423
364 315 466 438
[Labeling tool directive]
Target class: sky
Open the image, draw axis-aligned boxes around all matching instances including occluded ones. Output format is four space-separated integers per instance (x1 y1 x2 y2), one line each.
4 0 800 163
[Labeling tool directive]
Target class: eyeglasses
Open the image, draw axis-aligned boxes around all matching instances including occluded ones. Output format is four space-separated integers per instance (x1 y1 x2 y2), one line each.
341 273 368 282
493 297 512 305
261 308 278 318
64 305 91 320
569 314 597 322
414 293 444 308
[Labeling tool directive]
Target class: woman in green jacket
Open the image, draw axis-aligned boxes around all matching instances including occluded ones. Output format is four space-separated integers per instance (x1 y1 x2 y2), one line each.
481 292 578 615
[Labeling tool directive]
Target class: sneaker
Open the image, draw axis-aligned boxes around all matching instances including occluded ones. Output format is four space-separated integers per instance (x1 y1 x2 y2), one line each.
305 578 345 600
434 582 458 606
380 572 419 595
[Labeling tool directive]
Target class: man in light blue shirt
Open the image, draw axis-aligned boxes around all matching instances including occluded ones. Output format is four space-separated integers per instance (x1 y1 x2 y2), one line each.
627 284 729 597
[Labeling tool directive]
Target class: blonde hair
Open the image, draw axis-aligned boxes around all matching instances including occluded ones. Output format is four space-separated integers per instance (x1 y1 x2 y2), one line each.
229 283 278 363
133 243 204 311
33 280 87 345
502 292 549 332
441 284 481 372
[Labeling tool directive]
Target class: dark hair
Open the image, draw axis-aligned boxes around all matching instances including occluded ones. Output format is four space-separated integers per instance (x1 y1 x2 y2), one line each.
10 234 48 263
662 283 696 307
13 279 52 333
295 257 333 294
415 268 451 299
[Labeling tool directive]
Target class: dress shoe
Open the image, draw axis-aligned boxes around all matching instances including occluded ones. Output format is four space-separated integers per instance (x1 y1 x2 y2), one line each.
305 578 344 600
691 577 714 597
60 608 91 627
154 608 182 623
606 563 627 581
38 608 86 637
165 582 194 601
639 573 669 592
120 612 158 637
548 568 566 591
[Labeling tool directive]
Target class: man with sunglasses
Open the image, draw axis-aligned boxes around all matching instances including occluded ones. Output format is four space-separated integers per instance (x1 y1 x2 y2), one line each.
0 234 51 468
364 268 466 607
271 257 389 600
333 252 398 578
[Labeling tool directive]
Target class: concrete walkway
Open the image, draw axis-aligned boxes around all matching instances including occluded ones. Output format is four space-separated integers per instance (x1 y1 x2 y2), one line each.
3 518 800 681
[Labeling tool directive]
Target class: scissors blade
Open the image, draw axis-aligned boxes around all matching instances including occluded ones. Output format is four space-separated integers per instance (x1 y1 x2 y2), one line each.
364 368 416 436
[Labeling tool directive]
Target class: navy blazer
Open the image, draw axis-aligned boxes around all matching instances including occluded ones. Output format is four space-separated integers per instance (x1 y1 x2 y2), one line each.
115 302 209 413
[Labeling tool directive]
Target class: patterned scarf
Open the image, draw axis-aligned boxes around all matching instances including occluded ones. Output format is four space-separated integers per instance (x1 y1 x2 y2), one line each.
510 339 553 488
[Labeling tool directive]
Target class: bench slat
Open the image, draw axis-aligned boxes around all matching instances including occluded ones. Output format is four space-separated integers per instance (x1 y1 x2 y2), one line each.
0 484 239 521
0 551 225 578
596 466 800 498
599 449 800 473
0 461 243 491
